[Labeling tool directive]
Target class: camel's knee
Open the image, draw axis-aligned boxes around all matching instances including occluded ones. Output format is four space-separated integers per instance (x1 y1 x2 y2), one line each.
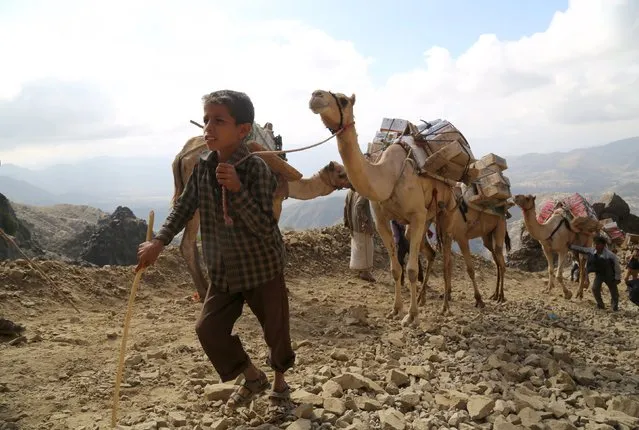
407 268 418 284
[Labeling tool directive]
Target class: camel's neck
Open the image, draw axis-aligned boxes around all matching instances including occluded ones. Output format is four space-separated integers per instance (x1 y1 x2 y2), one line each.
521 207 557 240
336 126 398 202
287 173 334 200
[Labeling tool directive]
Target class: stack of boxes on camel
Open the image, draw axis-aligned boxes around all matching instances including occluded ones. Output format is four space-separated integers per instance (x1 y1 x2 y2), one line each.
536 193 627 248
367 117 514 217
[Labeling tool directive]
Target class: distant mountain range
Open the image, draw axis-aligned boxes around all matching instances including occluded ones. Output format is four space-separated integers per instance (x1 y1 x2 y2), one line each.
2 137 638 243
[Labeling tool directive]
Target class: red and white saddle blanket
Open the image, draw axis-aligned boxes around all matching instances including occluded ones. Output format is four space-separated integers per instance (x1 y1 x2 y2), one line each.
536 193 598 224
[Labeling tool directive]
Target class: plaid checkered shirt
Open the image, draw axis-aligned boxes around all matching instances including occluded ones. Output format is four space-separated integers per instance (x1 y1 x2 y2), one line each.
155 142 286 294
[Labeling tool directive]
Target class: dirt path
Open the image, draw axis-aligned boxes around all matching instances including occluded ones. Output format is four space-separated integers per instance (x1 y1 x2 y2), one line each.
2 234 639 430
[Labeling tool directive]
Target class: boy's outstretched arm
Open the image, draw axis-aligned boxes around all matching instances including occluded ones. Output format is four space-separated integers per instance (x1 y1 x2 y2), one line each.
229 158 278 238
568 244 593 255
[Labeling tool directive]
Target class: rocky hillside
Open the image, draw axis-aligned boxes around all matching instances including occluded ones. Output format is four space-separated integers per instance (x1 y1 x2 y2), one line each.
0 193 43 260
10 202 108 259
1 224 639 429
1 198 150 268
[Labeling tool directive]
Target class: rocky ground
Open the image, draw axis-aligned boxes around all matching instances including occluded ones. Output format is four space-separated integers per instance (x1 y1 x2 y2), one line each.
1 226 639 430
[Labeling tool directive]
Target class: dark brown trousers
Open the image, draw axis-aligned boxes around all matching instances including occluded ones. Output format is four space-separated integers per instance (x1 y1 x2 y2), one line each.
195 271 295 382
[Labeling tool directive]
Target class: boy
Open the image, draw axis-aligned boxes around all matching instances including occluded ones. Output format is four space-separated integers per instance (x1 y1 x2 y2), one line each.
569 235 622 311
135 90 295 418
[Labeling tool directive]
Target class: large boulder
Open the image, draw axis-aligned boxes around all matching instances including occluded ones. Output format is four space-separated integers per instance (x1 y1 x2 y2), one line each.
594 192 631 222
0 193 43 260
594 193 639 236
80 206 148 266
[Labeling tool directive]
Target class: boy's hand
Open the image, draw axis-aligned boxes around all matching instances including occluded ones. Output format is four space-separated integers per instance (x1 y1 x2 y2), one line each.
216 163 241 192
135 239 164 272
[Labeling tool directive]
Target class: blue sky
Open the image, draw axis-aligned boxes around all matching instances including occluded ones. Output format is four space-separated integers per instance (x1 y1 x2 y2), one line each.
0 0 637 173
234 0 570 85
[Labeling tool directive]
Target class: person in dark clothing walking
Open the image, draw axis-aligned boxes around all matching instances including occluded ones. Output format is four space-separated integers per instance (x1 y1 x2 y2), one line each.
624 247 639 282
570 236 622 311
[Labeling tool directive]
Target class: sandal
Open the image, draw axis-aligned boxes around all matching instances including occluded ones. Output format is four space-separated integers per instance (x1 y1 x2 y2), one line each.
223 370 270 413
265 385 293 423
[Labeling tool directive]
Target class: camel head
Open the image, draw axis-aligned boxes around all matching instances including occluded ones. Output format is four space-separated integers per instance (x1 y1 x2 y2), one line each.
319 161 352 190
514 194 536 212
309 90 356 133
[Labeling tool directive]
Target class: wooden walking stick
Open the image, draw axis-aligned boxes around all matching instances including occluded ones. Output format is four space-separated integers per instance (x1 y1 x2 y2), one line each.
111 210 154 428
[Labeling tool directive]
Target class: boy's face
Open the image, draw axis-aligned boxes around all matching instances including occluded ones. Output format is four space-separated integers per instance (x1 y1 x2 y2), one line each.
595 242 605 252
202 103 251 152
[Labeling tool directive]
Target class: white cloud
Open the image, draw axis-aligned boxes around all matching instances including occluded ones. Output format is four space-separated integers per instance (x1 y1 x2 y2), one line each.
0 0 638 174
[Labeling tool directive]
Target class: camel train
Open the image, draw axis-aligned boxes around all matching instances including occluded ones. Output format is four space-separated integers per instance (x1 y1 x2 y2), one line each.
170 90 606 322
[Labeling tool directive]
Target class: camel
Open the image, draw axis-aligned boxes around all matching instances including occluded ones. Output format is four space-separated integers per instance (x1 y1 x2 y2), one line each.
309 89 459 322
514 194 600 299
171 133 352 301
410 197 513 306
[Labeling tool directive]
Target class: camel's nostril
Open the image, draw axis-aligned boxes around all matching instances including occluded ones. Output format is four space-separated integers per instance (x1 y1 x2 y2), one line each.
312 91 323 97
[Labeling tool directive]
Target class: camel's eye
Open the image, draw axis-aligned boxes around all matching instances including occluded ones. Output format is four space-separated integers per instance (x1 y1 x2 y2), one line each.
339 97 349 108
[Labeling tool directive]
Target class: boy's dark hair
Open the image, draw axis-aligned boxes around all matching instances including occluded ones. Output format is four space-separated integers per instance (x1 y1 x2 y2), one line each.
593 235 607 245
202 90 255 125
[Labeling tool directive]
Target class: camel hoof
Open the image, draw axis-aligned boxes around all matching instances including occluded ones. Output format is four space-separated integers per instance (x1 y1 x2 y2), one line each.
475 300 485 309
563 290 573 300
440 306 452 316
401 313 417 327
386 309 400 320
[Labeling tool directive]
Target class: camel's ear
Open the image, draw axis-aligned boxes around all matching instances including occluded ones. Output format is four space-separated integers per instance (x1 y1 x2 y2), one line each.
350 94 356 106
532 196 536 202
328 161 335 171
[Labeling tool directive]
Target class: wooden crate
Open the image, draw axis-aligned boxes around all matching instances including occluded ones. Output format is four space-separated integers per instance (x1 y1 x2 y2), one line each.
380 118 414 134
415 121 474 159
624 233 639 248
475 153 508 171
423 139 474 172
478 182 511 200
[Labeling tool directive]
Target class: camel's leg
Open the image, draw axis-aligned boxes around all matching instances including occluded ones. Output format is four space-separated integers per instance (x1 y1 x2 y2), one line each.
492 232 507 303
483 235 500 301
541 244 555 294
374 211 403 319
577 253 588 299
459 239 484 308
555 250 572 300
402 213 427 326
418 238 436 306
488 250 499 300
494 248 507 303
180 211 208 302
441 233 454 316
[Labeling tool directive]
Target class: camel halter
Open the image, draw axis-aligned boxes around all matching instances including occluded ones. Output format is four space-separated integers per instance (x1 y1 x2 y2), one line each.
190 119 352 225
